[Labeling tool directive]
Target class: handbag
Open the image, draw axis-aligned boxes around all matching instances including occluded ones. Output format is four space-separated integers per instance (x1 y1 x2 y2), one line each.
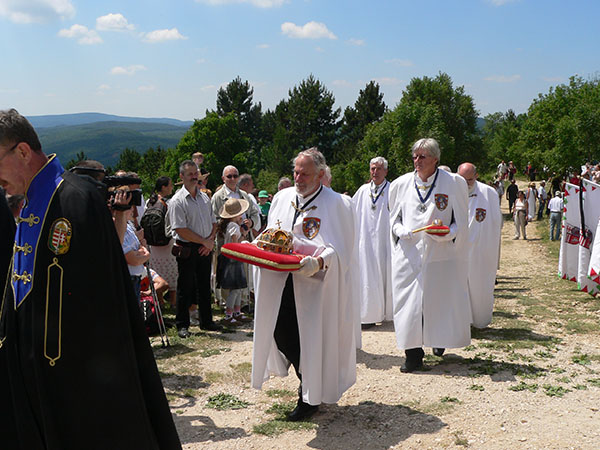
171 243 191 259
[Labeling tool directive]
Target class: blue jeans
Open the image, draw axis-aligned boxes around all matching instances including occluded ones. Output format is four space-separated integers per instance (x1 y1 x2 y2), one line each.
550 212 561 241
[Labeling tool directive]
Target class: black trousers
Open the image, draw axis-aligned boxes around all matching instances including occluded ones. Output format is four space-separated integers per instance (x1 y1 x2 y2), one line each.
273 274 302 381
175 249 213 329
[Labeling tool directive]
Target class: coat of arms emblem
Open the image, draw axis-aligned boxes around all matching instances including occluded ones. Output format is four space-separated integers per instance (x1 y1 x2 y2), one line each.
48 218 72 255
302 217 321 240
434 194 448 211
475 208 487 222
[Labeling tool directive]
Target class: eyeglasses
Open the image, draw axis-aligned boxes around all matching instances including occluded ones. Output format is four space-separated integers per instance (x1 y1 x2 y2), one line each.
225 174 239 179
0 142 19 162
412 154 429 161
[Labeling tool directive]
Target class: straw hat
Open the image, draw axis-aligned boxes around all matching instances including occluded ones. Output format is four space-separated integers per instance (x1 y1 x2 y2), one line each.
219 198 249 219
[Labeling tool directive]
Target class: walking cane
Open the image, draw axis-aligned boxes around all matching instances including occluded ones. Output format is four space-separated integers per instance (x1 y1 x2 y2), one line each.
144 263 170 347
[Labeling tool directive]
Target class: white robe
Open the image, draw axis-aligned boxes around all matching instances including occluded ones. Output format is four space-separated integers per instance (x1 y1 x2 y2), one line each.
352 180 393 324
389 169 471 350
526 187 537 221
466 181 502 328
251 186 357 405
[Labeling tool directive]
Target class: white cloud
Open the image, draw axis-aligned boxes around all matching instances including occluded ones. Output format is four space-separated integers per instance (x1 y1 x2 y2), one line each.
484 74 521 83
142 28 187 43
110 65 147 76
0 0 75 24
96 13 135 31
281 21 337 40
197 58 207 63
347 38 365 46
373 77 403 86
97 84 110 90
332 79 352 87
256 43 270 49
138 85 156 92
58 24 102 44
196 0 286 8
201 84 217 91
385 58 414 67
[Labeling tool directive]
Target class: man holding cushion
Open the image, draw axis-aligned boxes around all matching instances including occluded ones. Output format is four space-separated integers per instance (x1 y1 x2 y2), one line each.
251 148 357 421
388 138 470 372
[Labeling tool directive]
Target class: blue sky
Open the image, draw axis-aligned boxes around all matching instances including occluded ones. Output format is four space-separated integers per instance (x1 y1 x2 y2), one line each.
1 0 598 121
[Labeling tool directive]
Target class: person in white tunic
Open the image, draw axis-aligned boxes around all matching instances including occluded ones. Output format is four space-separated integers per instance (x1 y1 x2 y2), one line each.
251 148 356 421
352 156 392 328
389 138 471 372
457 163 502 328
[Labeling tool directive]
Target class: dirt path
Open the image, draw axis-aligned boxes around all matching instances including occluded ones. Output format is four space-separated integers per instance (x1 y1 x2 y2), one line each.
156 180 600 449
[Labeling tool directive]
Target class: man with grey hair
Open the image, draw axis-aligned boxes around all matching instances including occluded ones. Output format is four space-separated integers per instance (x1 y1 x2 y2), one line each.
352 156 392 329
457 162 502 328
0 109 181 448
278 176 293 191
252 147 357 421
389 138 470 372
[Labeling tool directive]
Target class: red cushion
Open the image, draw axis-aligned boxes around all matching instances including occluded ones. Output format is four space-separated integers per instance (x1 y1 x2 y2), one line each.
425 225 450 235
221 242 303 272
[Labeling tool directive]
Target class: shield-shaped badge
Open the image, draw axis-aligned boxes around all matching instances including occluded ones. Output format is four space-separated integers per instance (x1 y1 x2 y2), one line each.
475 208 487 222
302 217 321 240
475 208 486 222
434 194 448 211
48 218 72 255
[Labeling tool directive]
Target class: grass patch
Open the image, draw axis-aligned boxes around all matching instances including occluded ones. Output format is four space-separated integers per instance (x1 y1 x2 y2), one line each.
265 389 296 398
453 430 469 447
206 393 250 410
440 396 461 404
587 378 600 387
572 353 593 366
508 382 539 393
265 401 296 419
404 397 459 416
203 371 224 384
573 384 588 390
565 320 600 334
543 385 571 397
556 376 572 384
252 401 317 436
469 384 485 391
200 347 231 358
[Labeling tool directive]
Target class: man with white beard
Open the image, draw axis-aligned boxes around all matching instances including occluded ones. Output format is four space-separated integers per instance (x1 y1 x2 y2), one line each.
352 157 392 329
389 138 470 372
457 163 502 328
251 148 356 421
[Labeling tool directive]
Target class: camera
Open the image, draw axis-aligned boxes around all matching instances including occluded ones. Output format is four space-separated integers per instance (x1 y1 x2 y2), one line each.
104 175 143 211
240 223 249 232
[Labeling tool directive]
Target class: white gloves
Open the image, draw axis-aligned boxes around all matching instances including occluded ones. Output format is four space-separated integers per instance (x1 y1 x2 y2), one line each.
392 223 413 240
297 256 321 277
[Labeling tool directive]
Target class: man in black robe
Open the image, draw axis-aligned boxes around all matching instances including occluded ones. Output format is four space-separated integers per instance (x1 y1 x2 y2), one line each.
0 109 181 449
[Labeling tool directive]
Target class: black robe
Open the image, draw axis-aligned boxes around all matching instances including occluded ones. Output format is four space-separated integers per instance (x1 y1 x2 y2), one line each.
0 156 181 450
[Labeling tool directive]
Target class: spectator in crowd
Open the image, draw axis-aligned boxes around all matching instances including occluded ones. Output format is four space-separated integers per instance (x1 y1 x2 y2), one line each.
497 160 508 180
146 176 178 306
548 191 564 241
506 179 519 214
513 191 528 239
199 168 212 198
257 190 271 231
122 199 151 303
388 138 470 372
216 198 252 326
140 267 169 302
192 152 204 168
0 108 180 448
169 160 220 337
508 161 517 181
70 159 106 182
537 181 548 220
278 176 293 191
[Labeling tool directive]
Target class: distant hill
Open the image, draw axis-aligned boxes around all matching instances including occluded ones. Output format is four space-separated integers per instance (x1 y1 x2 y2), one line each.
36 120 190 167
28 112 193 128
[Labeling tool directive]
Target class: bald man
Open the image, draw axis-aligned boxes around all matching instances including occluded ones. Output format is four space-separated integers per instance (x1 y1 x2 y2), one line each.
457 163 502 328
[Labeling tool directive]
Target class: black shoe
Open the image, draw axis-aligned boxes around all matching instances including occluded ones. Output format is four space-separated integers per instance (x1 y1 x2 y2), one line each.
433 348 445 357
400 359 424 373
361 323 376 330
177 328 190 338
287 400 319 422
201 322 223 331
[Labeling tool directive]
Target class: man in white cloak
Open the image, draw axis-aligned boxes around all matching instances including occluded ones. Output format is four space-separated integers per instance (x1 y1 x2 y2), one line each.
352 156 392 328
251 148 356 421
389 138 471 372
457 163 502 328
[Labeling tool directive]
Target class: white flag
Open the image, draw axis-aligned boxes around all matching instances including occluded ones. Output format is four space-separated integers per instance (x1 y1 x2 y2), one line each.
578 179 600 296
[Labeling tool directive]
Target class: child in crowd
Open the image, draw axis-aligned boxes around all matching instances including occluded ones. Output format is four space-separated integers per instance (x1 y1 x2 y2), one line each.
217 198 252 326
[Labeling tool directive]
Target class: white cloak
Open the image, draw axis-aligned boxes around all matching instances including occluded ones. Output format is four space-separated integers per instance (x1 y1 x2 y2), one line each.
251 186 357 405
352 181 393 324
389 169 471 350
466 181 502 328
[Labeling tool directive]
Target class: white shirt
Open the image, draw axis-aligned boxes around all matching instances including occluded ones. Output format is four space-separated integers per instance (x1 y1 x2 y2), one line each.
169 185 215 241
548 197 563 213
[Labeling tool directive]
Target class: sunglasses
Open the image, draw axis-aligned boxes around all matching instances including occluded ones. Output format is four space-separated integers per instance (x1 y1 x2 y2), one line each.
225 174 239 179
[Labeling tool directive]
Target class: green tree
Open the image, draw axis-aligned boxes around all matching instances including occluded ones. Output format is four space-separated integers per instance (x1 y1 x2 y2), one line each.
65 151 88 170
481 110 526 172
336 81 386 163
115 148 142 173
275 75 341 163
